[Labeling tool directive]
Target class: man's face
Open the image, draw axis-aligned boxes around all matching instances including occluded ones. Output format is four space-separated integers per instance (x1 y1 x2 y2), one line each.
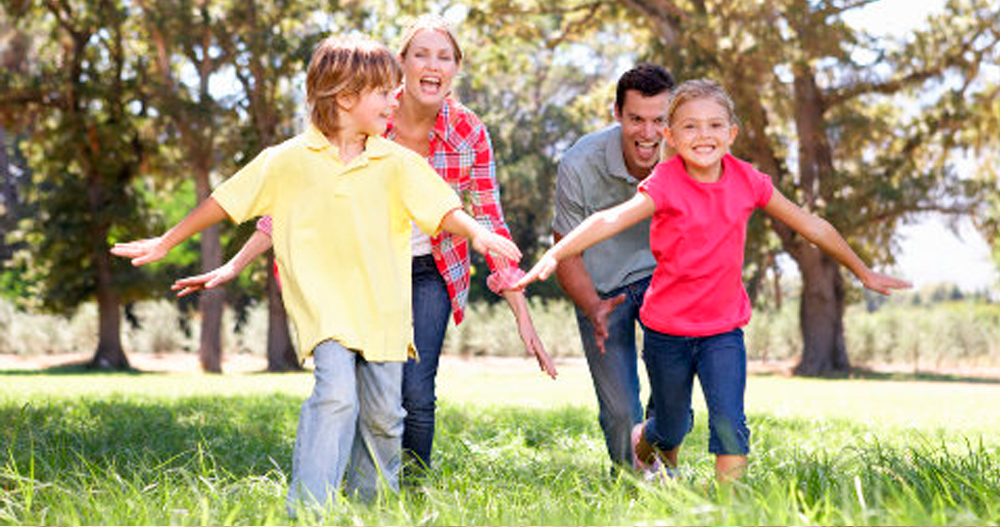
615 89 670 179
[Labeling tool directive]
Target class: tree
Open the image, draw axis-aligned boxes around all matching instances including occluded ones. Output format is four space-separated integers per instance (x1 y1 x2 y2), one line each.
1 0 155 369
132 0 235 372
612 0 999 375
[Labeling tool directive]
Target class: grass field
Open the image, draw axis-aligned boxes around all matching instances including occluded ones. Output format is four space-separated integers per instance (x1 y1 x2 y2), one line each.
1 357 999 525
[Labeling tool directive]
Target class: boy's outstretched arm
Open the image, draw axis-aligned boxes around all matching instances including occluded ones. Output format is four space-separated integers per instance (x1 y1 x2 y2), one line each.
111 198 229 266
440 209 522 262
763 190 911 295
516 192 655 289
171 229 273 297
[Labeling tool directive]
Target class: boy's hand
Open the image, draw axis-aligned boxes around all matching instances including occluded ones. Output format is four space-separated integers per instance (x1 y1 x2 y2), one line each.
110 237 168 266
172 263 239 297
862 271 912 295
472 231 522 262
514 253 558 290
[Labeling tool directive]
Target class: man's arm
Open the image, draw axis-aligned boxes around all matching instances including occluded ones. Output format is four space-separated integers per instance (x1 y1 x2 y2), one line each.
552 231 626 354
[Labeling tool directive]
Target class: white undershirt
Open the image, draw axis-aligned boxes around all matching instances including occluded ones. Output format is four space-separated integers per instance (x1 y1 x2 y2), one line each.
411 222 432 256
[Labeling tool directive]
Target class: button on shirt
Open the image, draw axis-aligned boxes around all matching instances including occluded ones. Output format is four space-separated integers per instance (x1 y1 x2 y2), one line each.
551 125 657 294
212 125 461 361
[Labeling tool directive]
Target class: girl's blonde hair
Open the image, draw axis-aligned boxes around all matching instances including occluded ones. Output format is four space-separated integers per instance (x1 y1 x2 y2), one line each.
306 35 401 137
397 14 463 64
667 79 738 126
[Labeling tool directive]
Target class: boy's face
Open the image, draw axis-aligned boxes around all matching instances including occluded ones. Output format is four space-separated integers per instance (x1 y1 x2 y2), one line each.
344 86 399 136
614 89 670 180
664 97 738 178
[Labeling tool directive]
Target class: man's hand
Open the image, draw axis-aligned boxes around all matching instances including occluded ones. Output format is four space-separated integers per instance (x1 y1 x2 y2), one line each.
583 294 625 354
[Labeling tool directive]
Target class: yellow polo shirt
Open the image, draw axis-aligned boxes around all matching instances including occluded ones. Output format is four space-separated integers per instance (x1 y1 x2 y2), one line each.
212 125 461 361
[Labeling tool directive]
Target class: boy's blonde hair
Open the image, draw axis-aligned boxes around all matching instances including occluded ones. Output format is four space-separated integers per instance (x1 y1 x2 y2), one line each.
667 79 738 126
306 35 401 137
397 14 463 64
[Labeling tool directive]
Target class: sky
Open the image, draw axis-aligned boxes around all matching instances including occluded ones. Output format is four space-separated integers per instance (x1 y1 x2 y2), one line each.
839 0 998 291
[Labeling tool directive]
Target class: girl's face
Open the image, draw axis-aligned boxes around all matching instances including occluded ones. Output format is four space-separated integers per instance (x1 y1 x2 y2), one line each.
400 29 460 108
339 85 399 136
664 97 738 181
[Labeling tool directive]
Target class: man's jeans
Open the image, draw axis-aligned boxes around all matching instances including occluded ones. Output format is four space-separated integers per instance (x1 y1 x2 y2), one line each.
287 340 404 509
574 275 652 467
401 255 452 471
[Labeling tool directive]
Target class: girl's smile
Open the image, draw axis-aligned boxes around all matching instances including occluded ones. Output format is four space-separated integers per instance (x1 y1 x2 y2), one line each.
664 97 738 183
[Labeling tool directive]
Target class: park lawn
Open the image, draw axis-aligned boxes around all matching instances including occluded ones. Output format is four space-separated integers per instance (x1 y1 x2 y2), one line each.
1 358 998 525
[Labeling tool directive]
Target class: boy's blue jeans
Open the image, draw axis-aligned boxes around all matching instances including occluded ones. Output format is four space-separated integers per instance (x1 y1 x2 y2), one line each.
574 275 653 467
287 340 404 509
641 327 750 456
401 255 452 470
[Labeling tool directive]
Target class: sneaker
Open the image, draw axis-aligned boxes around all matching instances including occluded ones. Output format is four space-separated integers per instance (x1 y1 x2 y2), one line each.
643 456 678 484
631 422 652 471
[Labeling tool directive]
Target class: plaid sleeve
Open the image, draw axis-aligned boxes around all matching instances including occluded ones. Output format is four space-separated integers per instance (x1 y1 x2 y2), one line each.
256 215 272 235
466 122 525 293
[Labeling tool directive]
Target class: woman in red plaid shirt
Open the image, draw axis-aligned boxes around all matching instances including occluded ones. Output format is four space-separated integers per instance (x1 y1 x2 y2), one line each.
171 15 557 476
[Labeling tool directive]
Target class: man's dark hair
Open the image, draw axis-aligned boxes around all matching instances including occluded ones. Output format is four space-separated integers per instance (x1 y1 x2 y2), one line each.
614 63 675 113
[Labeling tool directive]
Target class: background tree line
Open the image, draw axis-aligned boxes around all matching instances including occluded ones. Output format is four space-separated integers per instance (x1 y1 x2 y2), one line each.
0 0 997 376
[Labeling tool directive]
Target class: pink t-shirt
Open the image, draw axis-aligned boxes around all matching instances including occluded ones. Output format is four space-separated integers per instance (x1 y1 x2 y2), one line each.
637 154 774 337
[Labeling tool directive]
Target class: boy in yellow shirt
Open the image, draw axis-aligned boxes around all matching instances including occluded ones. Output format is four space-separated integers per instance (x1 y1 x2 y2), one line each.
111 35 521 508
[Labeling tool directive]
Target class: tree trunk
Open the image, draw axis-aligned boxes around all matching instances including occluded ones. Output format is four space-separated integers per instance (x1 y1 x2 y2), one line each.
195 165 224 373
90 246 129 370
792 246 850 376
266 254 300 371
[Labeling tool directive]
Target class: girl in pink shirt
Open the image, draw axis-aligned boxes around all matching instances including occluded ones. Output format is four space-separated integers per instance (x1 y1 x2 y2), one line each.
517 79 910 482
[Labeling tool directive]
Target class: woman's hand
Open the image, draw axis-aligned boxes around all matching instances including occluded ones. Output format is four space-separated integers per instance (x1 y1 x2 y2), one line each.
516 316 558 379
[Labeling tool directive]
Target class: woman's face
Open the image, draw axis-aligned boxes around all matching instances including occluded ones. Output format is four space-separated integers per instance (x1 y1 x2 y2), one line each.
400 29 460 108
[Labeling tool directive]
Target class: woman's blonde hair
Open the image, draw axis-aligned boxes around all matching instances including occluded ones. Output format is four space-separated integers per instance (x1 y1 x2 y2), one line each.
397 14 463 64
306 35 401 137
666 79 738 126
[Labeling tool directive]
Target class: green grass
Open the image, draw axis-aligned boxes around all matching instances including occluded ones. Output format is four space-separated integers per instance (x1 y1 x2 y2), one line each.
1 367 999 525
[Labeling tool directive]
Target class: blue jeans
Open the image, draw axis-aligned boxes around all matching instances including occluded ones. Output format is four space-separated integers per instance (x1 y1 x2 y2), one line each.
642 327 750 455
287 340 404 508
574 275 653 467
401 255 452 471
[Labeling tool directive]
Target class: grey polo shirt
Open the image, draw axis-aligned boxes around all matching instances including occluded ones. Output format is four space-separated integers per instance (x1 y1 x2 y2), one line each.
551 124 656 295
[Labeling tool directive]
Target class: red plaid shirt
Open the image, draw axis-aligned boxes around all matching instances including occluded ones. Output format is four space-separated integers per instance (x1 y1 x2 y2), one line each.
258 97 522 325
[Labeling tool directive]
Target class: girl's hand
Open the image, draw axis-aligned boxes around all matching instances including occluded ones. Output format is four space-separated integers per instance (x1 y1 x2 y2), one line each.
110 237 168 266
862 271 912 295
516 317 557 379
514 253 558 290
472 231 522 262
171 263 239 298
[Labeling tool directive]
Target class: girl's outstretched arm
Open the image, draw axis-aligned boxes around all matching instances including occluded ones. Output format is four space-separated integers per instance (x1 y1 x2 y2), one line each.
111 198 229 266
763 190 911 295
516 192 655 289
171 229 273 297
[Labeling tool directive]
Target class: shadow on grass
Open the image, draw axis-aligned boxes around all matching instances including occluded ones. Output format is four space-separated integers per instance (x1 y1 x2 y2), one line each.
0 394 301 481
848 367 1000 385
750 367 1000 385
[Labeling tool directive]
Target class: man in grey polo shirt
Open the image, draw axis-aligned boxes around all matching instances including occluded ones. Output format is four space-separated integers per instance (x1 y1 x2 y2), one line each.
552 63 675 469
